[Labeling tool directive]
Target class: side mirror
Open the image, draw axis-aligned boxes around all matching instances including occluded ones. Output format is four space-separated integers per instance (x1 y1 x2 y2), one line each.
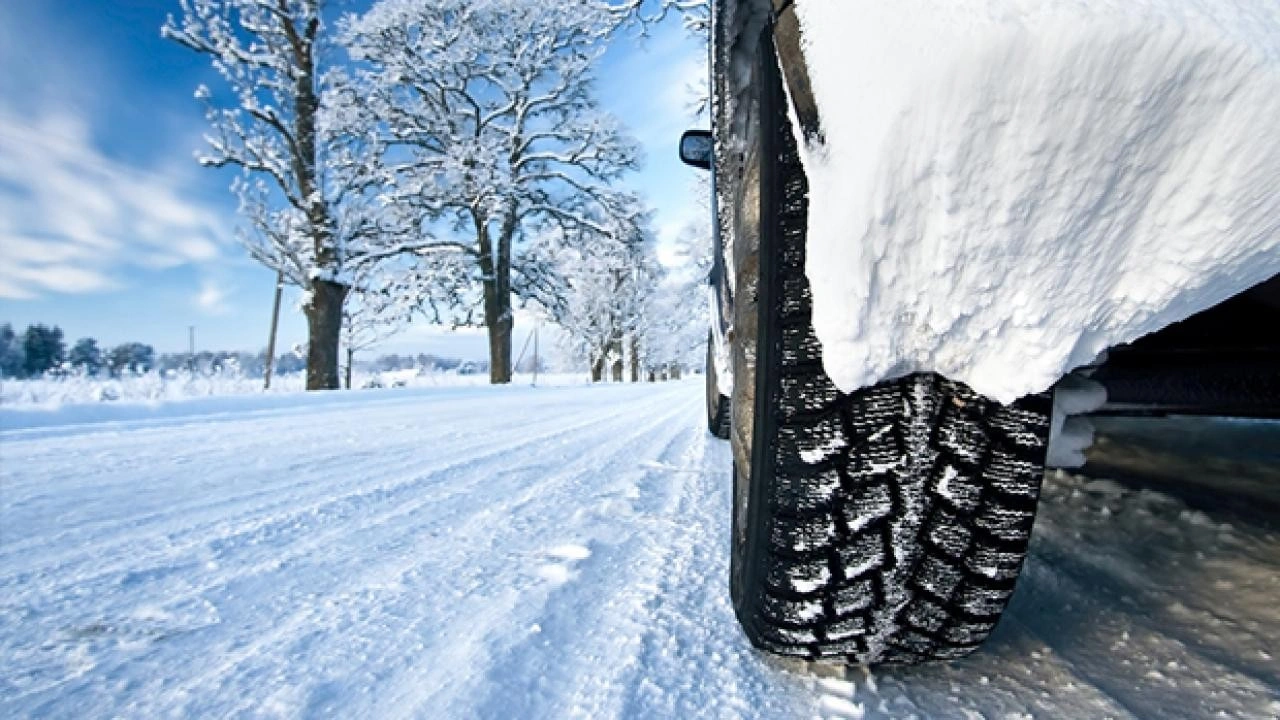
679 129 713 170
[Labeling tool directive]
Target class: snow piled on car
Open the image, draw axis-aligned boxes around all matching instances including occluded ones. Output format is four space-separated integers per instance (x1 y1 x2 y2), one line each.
791 0 1280 404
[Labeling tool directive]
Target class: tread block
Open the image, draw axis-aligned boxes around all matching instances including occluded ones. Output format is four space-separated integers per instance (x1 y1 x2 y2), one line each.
833 578 876 615
779 375 841 418
776 414 847 468
760 623 819 646
929 462 982 513
924 508 974 558
943 621 997 646
766 556 832 596
769 510 838 553
826 615 869 641
974 505 1036 541
836 531 886 579
774 467 842 514
841 482 893 533
780 324 825 366
954 581 1013 617
964 546 1029 582
903 597 951 634
914 555 965 600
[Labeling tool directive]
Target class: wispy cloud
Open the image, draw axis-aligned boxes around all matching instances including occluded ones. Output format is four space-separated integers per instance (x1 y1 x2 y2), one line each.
195 277 231 315
0 109 228 299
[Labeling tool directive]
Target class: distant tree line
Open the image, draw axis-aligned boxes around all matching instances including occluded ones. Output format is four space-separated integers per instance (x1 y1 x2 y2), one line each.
365 354 487 374
0 322 310 380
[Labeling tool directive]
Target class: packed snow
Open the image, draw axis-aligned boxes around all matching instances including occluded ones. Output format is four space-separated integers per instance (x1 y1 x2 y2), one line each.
2 381 1277 717
792 0 1280 403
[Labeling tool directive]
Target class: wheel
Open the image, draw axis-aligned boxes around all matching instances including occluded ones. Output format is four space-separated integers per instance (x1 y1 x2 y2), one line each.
706 331 732 439
727 29 1053 665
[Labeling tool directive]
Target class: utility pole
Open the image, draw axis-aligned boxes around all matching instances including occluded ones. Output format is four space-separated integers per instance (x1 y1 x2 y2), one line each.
264 270 285 390
532 323 539 387
188 325 196 371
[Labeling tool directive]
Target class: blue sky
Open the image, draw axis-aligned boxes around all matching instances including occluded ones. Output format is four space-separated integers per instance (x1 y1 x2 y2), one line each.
0 0 708 359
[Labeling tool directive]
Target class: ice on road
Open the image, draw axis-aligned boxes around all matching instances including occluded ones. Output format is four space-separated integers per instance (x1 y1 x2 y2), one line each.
1 382 1277 718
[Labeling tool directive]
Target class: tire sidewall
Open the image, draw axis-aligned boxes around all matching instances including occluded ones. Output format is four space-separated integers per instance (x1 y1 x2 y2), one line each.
728 29 782 626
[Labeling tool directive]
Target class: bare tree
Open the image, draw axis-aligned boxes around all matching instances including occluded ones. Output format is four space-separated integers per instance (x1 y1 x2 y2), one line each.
164 0 387 390
341 0 643 384
607 0 710 34
340 280 410 390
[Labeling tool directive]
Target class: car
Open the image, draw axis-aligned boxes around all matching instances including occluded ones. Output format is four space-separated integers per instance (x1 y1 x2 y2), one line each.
679 0 1280 665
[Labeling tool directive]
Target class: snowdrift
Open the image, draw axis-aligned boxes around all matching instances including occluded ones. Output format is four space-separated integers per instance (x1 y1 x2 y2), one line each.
792 0 1280 403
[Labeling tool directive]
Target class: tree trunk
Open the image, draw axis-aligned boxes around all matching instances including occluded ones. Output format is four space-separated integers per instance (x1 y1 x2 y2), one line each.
477 210 515 385
305 279 348 390
591 356 604 383
482 281 513 384
629 335 640 383
611 359 623 382
344 347 354 389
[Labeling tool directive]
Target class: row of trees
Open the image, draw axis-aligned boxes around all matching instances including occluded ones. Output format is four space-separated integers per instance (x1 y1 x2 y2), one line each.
1 324 158 378
165 0 710 391
0 323 322 380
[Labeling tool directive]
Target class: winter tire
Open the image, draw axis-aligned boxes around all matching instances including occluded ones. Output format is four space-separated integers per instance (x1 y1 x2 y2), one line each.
727 28 1053 665
707 332 732 439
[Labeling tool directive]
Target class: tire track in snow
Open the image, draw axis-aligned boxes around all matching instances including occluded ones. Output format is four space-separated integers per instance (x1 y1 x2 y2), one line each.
2 386 683 707
0 388 672 603
0 389 631 576
450 406 706 720
145 386 700 717
345 392 707 719
607 423 818 720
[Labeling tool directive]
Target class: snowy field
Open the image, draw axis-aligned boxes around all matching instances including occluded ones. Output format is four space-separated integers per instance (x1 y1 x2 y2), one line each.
1 381 1277 718
0 369 586 410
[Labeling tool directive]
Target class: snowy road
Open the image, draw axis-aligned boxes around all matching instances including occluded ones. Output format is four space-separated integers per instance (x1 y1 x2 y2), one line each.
1 382 1277 718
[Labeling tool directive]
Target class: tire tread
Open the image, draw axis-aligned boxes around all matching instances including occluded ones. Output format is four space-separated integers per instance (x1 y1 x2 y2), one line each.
732 28 1052 664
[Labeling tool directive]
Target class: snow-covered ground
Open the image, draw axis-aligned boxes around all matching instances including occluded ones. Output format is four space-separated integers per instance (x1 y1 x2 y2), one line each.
0 369 585 410
1 381 1276 718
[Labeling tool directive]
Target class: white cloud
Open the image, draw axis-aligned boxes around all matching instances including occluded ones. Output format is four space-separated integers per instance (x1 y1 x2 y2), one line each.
0 109 228 299
195 277 231 315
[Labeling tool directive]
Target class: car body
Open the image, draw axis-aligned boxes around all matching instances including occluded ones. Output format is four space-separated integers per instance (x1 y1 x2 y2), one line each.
680 0 1280 665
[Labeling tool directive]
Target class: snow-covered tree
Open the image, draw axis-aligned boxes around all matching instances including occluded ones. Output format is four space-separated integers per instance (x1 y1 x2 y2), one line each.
340 0 643 384
107 343 157 376
607 0 709 34
340 274 411 390
21 324 65 377
164 0 394 390
620 176 715 380
69 338 104 375
541 224 662 382
642 258 711 376
0 324 25 378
